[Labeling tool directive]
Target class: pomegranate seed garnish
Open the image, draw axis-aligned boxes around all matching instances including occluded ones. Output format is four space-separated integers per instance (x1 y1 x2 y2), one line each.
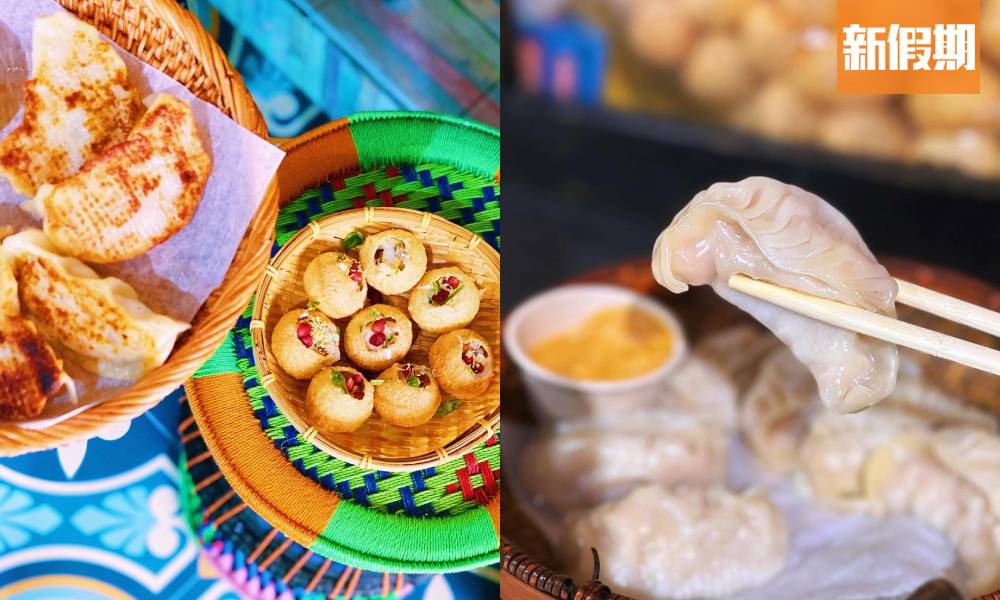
418 374 430 387
447 275 460 288
300 335 313 348
401 364 413 378
345 375 356 391
471 362 485 375
462 351 474 365
296 322 312 338
432 290 449 305
349 271 362 282
371 319 386 333
352 388 364 399
369 331 386 347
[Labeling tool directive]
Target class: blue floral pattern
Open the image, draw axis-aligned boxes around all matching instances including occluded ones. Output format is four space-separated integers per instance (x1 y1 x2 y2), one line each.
0 483 61 552
71 485 183 559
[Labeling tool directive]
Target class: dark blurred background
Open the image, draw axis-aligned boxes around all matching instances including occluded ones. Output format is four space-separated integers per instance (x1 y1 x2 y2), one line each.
502 0 1000 308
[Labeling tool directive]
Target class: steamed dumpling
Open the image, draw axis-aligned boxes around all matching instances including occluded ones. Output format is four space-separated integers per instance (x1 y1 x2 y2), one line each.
653 177 899 413
3 229 189 381
561 485 788 600
521 416 727 512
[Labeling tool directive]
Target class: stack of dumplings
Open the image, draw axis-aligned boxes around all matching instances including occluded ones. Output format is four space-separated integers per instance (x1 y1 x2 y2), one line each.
0 13 211 420
270 227 495 434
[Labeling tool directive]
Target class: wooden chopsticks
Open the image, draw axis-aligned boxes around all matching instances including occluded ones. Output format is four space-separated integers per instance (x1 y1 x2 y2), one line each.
727 274 1000 377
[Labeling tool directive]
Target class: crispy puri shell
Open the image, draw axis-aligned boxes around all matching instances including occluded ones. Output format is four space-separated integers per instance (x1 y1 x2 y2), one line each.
428 328 493 399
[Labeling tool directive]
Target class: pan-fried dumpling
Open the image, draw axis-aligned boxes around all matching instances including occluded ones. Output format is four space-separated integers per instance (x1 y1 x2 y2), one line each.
864 431 1000 596
520 417 727 511
3 229 189 381
0 316 72 420
0 13 139 196
0 247 18 317
561 485 788 600
30 93 211 263
653 176 899 413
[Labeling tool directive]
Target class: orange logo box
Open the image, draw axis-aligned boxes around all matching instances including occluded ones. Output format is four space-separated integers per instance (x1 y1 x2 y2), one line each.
837 0 980 94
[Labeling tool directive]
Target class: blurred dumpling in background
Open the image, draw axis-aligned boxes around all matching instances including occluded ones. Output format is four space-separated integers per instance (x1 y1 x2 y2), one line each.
913 129 1000 179
652 177 899 413
520 416 728 512
561 485 788 600
3 229 189 381
816 105 910 159
0 12 139 196
681 34 756 106
626 0 696 68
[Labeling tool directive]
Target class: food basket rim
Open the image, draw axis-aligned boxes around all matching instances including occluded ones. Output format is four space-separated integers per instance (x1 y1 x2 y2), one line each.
0 0 278 456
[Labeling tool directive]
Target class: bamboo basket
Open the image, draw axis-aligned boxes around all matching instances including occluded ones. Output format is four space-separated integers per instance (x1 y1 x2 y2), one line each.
501 258 1000 600
251 207 501 471
0 0 279 455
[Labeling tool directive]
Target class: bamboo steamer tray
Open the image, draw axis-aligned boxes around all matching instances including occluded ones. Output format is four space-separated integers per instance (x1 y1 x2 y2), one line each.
251 207 501 472
0 0 278 455
501 257 1000 600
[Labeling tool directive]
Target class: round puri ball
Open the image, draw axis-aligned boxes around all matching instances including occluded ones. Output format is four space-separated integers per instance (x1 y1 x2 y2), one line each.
374 363 442 427
271 307 341 379
303 252 367 319
343 303 413 371
429 329 494 399
359 229 428 295
627 0 696 68
731 81 817 143
905 69 1000 131
817 106 909 159
306 367 373 433
407 267 480 334
914 129 1000 178
681 34 756 106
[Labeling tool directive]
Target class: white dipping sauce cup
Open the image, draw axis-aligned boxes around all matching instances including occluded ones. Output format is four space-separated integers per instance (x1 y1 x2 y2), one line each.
504 284 687 421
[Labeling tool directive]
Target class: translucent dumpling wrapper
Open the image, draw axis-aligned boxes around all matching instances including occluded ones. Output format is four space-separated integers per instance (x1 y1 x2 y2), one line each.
864 430 1000 596
561 485 788 600
653 176 899 413
520 416 728 512
3 229 189 381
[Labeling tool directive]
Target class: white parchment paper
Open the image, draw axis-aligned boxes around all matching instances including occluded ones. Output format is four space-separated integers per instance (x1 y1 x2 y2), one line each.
0 0 286 426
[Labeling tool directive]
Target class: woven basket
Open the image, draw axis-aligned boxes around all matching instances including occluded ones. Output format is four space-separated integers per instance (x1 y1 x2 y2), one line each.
0 0 278 455
501 258 1000 600
252 208 500 471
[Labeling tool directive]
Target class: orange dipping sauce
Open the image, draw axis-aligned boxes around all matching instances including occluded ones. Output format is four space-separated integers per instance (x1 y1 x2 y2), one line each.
528 305 673 381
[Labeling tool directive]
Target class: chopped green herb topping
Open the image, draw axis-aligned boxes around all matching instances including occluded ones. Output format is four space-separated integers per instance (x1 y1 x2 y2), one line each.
330 371 347 392
343 231 364 251
407 376 421 388
435 399 460 417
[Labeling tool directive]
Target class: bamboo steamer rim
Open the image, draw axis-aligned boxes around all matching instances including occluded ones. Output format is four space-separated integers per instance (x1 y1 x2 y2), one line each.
252 206 501 472
0 0 278 455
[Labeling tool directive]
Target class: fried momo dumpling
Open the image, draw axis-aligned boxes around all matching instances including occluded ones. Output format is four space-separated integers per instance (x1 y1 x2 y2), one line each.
653 176 899 413
562 485 788 600
3 229 189 381
0 316 71 420
31 93 211 263
0 13 139 196
0 247 19 317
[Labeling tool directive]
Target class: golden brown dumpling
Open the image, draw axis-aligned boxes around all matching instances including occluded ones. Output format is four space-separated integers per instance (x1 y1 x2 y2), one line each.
306 367 373 433
0 13 139 197
428 328 494 399
374 363 441 427
358 229 428 295
3 229 189 381
0 316 71 420
343 304 413 371
407 267 480 334
271 307 340 380
303 252 366 319
31 93 211 263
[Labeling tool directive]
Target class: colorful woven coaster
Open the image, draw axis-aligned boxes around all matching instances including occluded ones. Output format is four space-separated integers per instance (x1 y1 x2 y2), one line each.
178 399 425 600
184 113 501 574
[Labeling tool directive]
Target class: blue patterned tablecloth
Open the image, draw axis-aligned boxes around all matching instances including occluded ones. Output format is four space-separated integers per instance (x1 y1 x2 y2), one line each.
0 3 499 598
